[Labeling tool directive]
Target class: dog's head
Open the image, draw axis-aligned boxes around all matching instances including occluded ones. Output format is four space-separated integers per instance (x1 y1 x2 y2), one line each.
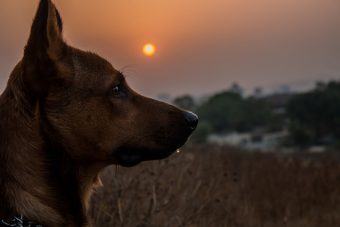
21 0 198 167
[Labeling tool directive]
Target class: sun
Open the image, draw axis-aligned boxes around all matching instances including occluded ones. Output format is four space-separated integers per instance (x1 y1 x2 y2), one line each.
143 43 156 56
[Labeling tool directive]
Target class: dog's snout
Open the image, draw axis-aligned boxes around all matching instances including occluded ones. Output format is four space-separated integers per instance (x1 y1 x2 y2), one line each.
183 111 199 131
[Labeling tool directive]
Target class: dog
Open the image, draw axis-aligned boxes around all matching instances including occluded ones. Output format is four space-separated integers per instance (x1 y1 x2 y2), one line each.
0 1 198 226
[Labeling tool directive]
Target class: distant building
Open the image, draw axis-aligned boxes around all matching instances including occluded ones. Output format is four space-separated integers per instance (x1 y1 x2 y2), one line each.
207 130 288 152
208 132 251 147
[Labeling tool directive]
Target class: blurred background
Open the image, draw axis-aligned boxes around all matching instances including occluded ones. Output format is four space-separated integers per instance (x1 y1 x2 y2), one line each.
1 0 340 226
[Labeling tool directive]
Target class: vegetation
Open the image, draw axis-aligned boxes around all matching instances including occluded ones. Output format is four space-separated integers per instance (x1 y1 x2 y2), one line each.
174 81 340 148
196 92 272 134
91 145 340 227
287 81 340 148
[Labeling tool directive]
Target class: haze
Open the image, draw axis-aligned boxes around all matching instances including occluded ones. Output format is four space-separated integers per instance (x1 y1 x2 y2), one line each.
0 0 339 97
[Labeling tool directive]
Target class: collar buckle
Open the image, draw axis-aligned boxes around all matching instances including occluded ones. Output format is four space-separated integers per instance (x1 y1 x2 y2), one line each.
0 215 42 227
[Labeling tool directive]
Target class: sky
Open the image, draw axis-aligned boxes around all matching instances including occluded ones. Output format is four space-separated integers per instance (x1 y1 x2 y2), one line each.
0 0 340 98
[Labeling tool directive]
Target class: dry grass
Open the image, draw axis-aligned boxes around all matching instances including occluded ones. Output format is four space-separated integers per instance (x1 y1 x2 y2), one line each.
90 145 340 227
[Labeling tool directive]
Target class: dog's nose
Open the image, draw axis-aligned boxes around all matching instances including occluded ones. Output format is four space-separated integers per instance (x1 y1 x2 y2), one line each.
183 111 199 131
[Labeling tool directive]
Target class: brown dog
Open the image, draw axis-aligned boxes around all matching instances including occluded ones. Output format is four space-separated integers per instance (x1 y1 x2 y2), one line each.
0 1 198 226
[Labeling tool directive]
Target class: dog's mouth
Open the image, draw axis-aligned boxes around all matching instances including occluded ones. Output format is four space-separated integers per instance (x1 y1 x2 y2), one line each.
115 147 179 167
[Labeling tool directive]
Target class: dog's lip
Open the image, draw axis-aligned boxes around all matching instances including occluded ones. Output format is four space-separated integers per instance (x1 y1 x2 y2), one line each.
115 148 177 167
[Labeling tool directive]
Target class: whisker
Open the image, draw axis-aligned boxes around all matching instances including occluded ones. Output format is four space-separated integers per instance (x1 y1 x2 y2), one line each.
115 164 119 177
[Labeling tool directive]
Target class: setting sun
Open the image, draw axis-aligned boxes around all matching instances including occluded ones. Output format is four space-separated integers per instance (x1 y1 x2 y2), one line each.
143 43 156 56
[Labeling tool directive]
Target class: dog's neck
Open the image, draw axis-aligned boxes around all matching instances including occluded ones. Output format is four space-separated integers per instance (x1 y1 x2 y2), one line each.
0 64 101 227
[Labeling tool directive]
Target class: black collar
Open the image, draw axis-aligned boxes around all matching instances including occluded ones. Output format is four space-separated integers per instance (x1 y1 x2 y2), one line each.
0 215 42 227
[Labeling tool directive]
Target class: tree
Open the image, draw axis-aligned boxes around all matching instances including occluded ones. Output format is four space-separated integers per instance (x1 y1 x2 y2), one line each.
196 91 272 135
287 81 340 146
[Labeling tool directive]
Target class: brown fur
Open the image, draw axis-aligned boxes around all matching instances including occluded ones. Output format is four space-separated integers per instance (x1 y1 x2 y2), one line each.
0 1 197 226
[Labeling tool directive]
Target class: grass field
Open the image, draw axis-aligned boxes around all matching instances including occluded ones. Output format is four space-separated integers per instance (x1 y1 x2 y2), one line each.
90 145 340 227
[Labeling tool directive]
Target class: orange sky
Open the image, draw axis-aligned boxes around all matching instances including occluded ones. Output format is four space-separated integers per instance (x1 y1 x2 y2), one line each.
1 0 340 97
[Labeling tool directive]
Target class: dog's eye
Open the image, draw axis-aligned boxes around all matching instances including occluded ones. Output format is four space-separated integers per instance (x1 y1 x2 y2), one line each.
112 85 120 96
111 84 126 98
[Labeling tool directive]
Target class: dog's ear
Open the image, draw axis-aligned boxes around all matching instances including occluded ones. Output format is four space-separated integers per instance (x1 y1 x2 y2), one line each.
23 0 68 96
25 0 65 59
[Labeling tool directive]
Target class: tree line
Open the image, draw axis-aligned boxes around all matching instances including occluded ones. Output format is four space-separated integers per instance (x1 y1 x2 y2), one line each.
173 81 340 148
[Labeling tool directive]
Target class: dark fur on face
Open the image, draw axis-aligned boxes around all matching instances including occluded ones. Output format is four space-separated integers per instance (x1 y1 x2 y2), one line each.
0 0 197 226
